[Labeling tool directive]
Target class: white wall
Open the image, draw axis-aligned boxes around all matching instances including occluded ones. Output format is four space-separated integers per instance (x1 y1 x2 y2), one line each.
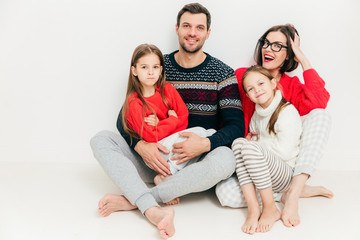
1 0 359 171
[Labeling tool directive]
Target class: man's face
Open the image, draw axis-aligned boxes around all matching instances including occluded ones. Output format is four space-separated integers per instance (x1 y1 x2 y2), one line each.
176 12 210 54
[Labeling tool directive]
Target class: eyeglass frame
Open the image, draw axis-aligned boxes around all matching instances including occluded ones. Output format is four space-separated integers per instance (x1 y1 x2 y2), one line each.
259 39 288 52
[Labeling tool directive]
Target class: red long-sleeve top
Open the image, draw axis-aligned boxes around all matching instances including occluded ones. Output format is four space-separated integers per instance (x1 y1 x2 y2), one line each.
235 68 330 136
126 83 189 142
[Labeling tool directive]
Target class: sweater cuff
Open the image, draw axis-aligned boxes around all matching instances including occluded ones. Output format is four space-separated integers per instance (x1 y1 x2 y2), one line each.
208 136 218 151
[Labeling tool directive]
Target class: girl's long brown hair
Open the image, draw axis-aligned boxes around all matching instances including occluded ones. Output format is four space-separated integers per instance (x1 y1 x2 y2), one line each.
121 44 169 144
242 65 290 135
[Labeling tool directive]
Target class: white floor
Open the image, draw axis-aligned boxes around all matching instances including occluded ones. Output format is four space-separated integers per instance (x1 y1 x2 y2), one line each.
1 161 359 240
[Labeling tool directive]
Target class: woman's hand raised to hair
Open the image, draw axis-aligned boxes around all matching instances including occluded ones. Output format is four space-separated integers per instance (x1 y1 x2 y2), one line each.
290 33 312 71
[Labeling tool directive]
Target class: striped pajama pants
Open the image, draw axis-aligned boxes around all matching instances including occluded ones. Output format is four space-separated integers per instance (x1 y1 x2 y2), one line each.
215 109 331 208
233 138 293 192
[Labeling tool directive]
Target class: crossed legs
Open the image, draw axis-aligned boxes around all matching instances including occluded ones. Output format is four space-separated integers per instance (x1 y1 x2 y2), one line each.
90 130 235 239
90 130 175 239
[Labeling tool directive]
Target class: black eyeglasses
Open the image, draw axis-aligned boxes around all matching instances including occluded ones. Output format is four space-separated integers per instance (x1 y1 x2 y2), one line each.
259 39 288 52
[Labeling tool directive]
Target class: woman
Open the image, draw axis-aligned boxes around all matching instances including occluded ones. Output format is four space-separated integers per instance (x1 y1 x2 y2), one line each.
216 24 334 227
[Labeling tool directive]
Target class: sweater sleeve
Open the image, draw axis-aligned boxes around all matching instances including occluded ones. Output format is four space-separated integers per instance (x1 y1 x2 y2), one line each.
207 75 245 150
280 69 330 116
116 106 139 149
164 83 189 130
127 98 179 142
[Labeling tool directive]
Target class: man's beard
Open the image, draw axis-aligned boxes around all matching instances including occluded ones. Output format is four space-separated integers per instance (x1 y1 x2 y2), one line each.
179 41 202 54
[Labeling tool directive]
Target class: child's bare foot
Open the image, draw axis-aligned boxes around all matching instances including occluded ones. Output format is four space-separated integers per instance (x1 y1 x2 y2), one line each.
154 174 180 206
98 193 137 217
256 205 281 233
145 206 175 239
154 174 169 185
164 198 180 205
242 207 261 234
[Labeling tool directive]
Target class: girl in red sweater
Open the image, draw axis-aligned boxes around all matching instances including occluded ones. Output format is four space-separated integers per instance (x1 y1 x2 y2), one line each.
121 44 214 204
216 24 333 228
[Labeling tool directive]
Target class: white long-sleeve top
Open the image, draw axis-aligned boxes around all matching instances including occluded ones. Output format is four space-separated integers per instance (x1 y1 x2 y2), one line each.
249 90 302 168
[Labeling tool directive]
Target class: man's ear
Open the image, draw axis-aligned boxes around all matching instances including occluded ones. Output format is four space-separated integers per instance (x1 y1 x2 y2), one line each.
206 28 211 40
175 23 179 35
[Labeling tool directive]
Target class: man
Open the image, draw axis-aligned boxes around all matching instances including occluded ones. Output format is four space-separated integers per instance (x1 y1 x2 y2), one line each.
90 3 244 239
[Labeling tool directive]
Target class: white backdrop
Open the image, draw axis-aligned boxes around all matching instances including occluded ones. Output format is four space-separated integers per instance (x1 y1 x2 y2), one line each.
1 0 359 171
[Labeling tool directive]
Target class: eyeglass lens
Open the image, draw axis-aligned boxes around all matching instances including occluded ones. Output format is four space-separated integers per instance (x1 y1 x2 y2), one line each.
262 40 282 52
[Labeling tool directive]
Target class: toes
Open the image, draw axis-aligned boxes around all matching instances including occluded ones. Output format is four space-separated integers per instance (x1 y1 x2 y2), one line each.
264 224 269 232
290 218 300 227
159 230 169 239
282 218 292 227
165 198 180 206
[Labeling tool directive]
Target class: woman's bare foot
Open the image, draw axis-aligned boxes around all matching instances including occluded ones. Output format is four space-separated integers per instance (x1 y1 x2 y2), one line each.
98 193 137 217
299 185 334 199
280 185 334 227
280 194 300 227
145 206 175 239
154 174 180 206
256 205 281 233
242 207 261 234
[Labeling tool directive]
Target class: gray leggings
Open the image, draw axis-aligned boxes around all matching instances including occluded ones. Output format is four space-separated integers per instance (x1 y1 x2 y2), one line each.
90 130 235 214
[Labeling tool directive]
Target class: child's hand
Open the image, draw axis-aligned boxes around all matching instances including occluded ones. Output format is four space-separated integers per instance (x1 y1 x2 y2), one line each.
246 132 258 141
168 109 178 118
144 114 159 126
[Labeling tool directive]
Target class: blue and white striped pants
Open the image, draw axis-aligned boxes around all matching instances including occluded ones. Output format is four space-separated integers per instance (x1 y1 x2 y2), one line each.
216 109 331 208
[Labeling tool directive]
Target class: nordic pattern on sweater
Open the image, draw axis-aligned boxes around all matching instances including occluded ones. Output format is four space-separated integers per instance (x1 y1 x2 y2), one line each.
164 51 245 150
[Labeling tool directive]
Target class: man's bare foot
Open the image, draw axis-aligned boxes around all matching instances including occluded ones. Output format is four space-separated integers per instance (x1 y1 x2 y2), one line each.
242 207 261 234
145 206 175 239
154 174 180 206
98 193 137 217
256 205 281 233
280 185 334 227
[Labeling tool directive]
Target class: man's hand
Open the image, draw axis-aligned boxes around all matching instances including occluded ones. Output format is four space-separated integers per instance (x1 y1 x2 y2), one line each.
134 140 171 176
171 132 210 165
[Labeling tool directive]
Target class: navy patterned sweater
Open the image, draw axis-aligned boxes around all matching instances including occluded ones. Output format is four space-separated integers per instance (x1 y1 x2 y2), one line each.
117 51 245 150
